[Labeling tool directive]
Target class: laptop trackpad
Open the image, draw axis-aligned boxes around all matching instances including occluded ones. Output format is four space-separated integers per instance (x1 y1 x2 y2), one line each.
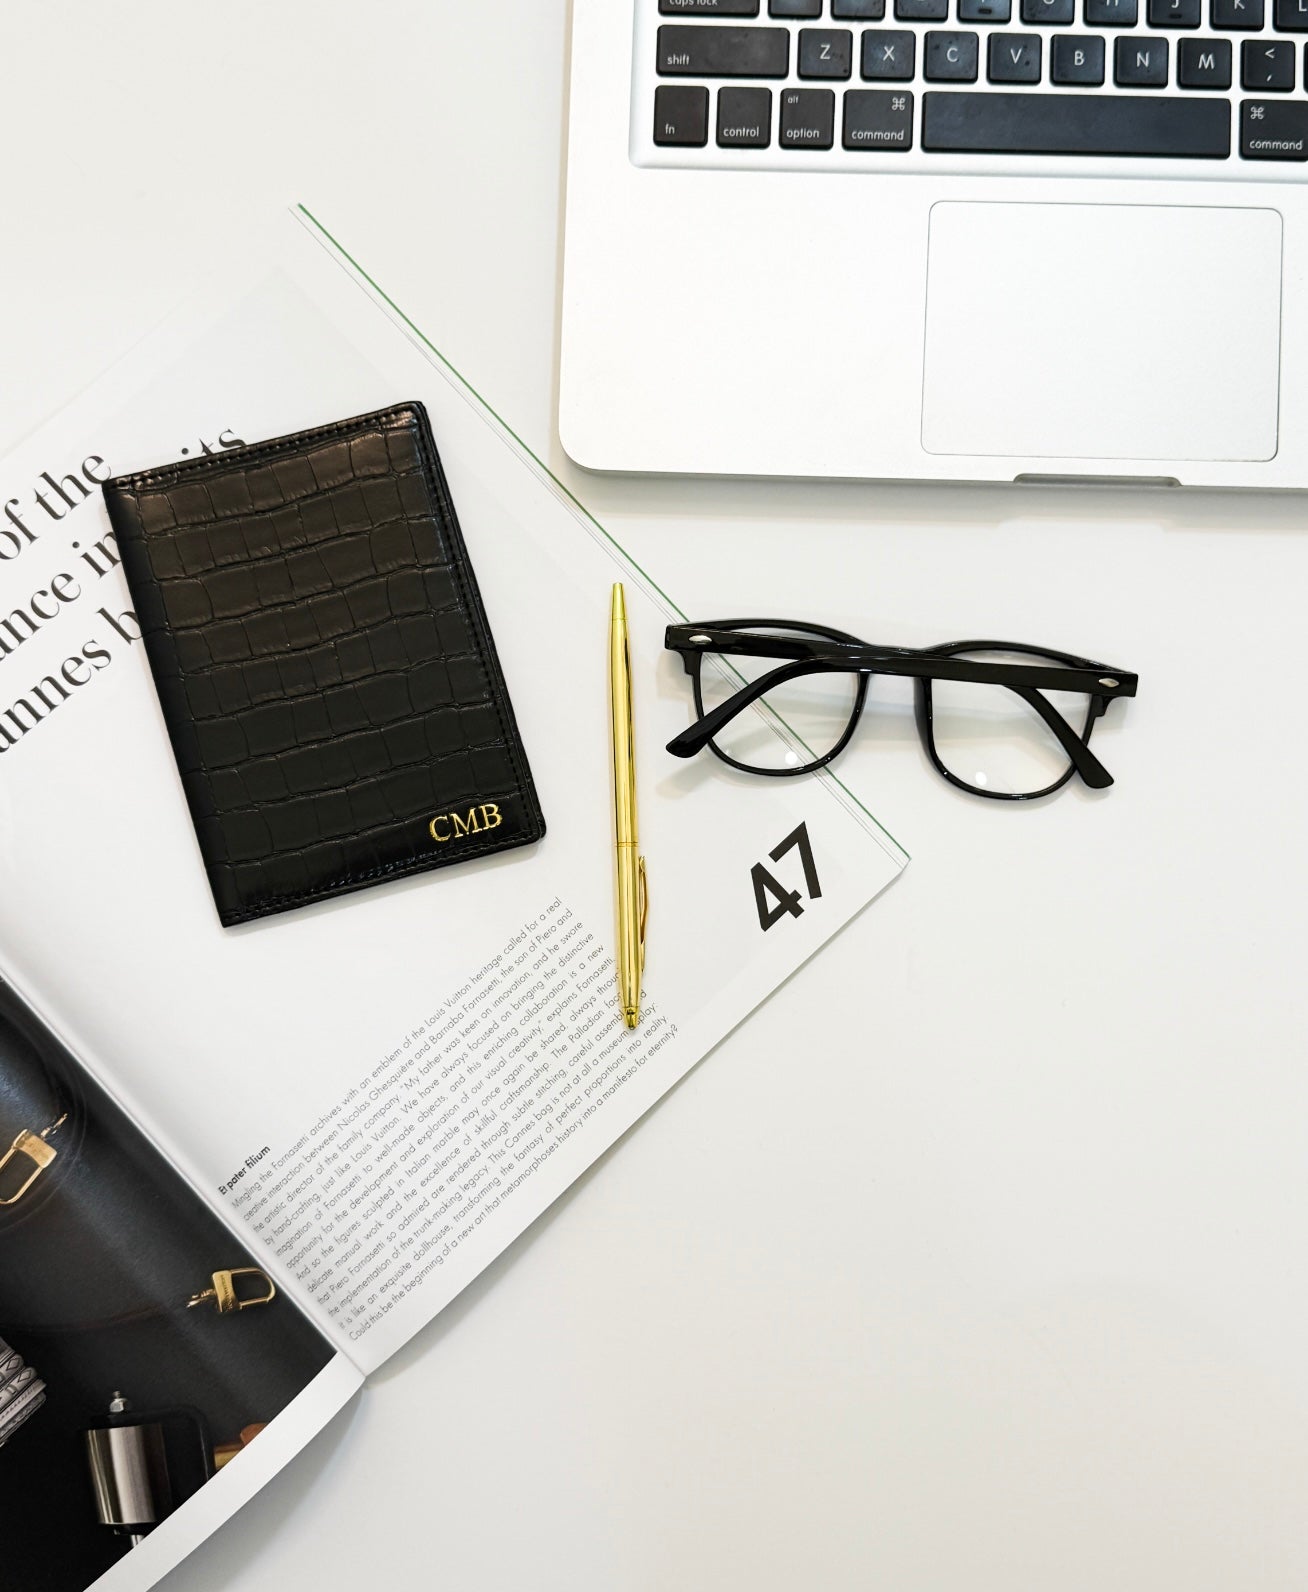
921 201 1282 463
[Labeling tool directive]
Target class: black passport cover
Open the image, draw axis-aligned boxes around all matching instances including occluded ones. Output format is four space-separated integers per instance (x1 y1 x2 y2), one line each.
103 402 545 926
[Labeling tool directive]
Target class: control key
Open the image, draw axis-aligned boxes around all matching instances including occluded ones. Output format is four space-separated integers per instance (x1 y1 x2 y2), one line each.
1242 98 1308 156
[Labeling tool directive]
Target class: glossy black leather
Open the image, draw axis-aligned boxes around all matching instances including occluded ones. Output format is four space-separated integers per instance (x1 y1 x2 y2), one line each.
104 402 545 926
0 1013 81 1226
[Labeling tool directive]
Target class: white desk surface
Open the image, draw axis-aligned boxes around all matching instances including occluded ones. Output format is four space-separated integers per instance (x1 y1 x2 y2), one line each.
4 5 1306 1588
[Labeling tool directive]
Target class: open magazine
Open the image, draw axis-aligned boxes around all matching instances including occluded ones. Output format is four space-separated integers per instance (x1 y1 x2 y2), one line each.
0 209 908 1591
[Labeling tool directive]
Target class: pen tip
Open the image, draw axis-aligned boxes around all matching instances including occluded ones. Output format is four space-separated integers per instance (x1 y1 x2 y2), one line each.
623 1008 640 1029
611 583 626 623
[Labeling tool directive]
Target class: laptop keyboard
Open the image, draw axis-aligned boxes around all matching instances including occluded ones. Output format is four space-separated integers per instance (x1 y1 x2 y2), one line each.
648 0 1308 161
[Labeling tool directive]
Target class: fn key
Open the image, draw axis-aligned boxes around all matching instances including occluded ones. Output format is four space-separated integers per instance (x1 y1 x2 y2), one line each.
654 85 709 145
843 88 915 148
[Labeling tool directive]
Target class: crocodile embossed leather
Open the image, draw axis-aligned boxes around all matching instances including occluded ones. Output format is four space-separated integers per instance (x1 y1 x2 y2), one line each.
103 403 545 926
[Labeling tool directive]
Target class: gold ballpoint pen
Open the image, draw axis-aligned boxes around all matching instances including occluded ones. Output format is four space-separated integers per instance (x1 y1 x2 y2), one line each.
609 583 647 1028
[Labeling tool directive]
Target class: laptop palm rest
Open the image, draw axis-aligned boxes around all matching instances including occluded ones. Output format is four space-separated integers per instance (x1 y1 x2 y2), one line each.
920 201 1282 464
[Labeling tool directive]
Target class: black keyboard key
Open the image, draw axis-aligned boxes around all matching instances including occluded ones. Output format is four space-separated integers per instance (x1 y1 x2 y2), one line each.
799 28 855 75
921 88 1229 151
660 0 760 12
717 85 773 144
1051 32 1106 76
862 29 917 74
1022 0 1076 23
654 85 711 144
1115 34 1169 78
771 0 823 13
961 0 1015 18
1148 0 1202 20
926 30 981 75
1153 0 1206 20
1086 0 1138 21
1275 0 1308 24
1217 0 1267 18
780 87 836 145
1178 36 1232 80
843 87 915 146
1243 37 1295 80
1241 96 1308 152
833 0 887 13
1211 0 1263 23
897 0 950 19
988 30 1043 75
657 24 791 75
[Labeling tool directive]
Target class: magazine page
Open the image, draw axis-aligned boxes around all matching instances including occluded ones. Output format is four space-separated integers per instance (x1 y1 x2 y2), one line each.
0 978 361 1592
0 211 907 1379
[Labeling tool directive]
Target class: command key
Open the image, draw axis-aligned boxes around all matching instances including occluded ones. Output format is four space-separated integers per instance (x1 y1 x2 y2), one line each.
1242 99 1308 160
843 89 914 151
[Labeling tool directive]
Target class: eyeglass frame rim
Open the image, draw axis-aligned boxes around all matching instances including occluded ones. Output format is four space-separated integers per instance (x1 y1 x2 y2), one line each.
664 619 1138 799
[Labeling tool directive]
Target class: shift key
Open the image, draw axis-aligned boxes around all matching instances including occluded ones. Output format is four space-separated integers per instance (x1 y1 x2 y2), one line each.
1242 99 1308 158
657 24 791 77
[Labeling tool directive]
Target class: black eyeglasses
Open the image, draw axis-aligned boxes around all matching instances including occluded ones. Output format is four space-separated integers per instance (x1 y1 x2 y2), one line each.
665 620 1138 800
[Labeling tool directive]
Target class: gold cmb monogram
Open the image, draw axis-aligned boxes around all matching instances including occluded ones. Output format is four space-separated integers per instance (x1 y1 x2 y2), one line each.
429 803 503 843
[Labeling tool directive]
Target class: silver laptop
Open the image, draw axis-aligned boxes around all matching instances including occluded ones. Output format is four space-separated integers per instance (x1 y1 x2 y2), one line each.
560 0 1308 487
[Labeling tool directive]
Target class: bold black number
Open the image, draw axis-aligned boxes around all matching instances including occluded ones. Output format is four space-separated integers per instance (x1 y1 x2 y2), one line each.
752 863 805 932
751 821 821 932
769 821 822 899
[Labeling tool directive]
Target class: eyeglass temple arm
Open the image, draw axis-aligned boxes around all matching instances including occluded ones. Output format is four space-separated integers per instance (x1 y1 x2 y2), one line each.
667 660 1116 789
665 659 820 759
1003 683 1114 789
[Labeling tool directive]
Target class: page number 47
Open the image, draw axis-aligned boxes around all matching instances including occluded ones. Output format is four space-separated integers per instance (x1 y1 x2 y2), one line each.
751 821 822 933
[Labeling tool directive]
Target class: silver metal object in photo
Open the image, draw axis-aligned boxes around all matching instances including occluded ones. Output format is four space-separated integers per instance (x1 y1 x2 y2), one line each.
0 1335 46 1449
84 1393 174 1549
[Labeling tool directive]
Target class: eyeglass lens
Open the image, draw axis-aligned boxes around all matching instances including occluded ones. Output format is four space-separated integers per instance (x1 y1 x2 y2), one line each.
696 626 861 772
925 648 1091 798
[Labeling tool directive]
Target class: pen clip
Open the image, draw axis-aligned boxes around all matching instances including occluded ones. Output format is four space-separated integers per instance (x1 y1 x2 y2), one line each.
638 856 648 974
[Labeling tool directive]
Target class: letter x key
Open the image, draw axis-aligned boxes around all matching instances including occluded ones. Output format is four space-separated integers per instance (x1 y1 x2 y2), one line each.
862 29 916 77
